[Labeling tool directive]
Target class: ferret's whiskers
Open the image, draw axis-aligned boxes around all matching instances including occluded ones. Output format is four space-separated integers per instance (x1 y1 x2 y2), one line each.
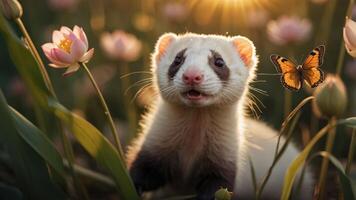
250 79 267 83
247 99 259 118
120 71 151 79
246 96 261 118
130 83 153 104
256 73 281 76
249 86 268 96
125 78 153 95
249 92 266 109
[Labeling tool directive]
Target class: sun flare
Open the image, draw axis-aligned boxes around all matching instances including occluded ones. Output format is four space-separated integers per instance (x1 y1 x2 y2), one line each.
186 0 273 30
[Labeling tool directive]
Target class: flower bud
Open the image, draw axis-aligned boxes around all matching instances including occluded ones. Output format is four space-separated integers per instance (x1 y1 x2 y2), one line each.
313 75 348 118
343 17 356 58
214 188 233 200
0 0 23 20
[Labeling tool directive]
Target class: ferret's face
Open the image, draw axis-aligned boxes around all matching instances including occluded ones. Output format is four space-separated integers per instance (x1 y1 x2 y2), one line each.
152 33 257 107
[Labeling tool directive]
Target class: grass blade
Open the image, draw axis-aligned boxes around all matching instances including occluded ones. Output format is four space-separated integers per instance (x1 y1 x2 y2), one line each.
49 100 139 200
310 151 355 199
0 91 66 199
280 123 332 200
9 106 66 177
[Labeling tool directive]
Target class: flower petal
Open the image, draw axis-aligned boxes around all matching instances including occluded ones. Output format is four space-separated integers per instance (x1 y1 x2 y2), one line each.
345 25 356 49
42 43 68 66
52 48 74 64
42 43 56 55
49 63 68 68
60 26 72 36
344 28 353 51
346 18 356 34
73 25 88 49
79 48 94 63
52 30 64 45
63 63 80 77
70 38 86 60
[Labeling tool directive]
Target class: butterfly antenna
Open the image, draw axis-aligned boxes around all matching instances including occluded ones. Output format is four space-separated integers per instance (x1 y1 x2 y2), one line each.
290 57 299 65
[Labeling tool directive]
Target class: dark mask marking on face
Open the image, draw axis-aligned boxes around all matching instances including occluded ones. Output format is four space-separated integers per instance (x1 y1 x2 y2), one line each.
168 48 187 79
208 50 230 81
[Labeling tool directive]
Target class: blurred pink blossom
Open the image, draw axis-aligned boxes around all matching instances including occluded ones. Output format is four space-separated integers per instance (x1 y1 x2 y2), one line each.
344 18 356 58
247 9 269 29
48 0 79 11
100 30 142 61
345 60 356 80
162 2 188 22
267 16 312 45
42 26 94 76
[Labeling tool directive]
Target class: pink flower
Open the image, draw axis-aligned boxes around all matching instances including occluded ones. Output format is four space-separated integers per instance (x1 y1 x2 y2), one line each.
267 16 312 45
162 2 188 22
100 30 142 61
343 18 356 58
41 26 94 76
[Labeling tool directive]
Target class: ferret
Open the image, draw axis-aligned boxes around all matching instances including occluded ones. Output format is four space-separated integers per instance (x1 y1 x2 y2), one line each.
126 33 314 200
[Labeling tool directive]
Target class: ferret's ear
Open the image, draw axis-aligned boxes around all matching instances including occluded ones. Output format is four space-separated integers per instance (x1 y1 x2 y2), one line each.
231 36 257 69
154 33 177 63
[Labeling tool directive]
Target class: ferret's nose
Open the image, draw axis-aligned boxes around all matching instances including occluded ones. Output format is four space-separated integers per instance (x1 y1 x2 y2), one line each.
182 70 204 85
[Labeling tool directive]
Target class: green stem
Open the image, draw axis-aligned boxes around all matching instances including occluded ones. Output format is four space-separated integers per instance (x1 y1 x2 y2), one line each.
315 0 337 45
345 129 356 175
14 17 88 199
317 117 337 200
15 18 56 97
60 123 90 200
255 112 300 200
275 96 315 158
336 0 355 75
335 40 346 76
81 63 125 162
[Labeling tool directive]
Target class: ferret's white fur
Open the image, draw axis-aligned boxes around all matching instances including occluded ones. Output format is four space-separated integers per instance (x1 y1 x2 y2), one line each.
126 33 314 199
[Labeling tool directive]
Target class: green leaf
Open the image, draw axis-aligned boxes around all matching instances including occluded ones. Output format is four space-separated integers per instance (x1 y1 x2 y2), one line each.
309 152 356 199
0 12 139 199
49 100 139 200
0 183 24 200
0 183 23 200
339 117 356 128
0 91 66 200
9 106 66 177
0 13 50 102
281 124 332 200
0 6 53 134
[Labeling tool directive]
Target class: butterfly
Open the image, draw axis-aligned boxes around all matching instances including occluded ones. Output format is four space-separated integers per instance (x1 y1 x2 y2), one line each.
270 45 325 91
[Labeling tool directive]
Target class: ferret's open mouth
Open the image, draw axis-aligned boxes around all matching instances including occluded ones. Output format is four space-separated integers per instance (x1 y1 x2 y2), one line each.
183 89 207 101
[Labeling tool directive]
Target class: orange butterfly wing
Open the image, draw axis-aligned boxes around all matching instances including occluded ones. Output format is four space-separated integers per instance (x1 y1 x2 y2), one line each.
270 55 302 91
302 45 325 87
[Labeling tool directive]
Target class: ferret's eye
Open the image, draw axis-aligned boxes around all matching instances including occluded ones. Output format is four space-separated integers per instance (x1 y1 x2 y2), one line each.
214 58 225 68
173 55 183 65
